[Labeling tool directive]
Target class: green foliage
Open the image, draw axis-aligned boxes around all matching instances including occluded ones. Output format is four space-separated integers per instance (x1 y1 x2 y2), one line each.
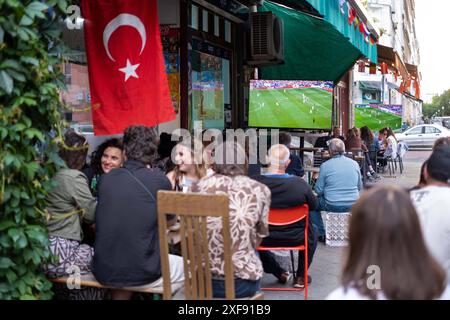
0 0 69 299
423 89 450 119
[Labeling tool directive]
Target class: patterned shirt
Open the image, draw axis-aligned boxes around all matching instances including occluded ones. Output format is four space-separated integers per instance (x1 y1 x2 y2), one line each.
190 174 271 281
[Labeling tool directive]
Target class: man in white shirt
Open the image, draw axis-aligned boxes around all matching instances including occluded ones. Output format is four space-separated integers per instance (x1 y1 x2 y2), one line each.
411 147 450 278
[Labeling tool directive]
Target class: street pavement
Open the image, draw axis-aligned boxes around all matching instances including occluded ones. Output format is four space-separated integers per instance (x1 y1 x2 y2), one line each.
261 150 432 300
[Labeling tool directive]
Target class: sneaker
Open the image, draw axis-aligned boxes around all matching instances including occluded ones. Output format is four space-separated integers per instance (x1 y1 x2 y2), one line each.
293 276 312 288
370 171 381 180
277 272 291 284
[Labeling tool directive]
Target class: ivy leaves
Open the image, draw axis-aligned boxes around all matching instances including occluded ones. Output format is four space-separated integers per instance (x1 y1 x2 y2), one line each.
0 0 68 300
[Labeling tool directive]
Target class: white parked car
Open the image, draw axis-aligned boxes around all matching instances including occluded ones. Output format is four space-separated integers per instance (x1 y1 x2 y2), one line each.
396 124 450 148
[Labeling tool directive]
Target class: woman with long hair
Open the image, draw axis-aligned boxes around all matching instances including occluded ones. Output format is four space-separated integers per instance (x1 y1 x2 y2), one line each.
360 126 380 179
84 138 124 196
166 138 207 192
327 186 449 300
385 127 399 159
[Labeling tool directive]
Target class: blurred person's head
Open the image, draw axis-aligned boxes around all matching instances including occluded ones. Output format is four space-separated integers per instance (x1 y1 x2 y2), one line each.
279 132 292 147
329 138 345 156
343 186 447 300
90 138 123 175
333 126 341 137
417 160 428 189
213 141 248 177
360 126 374 143
378 128 388 140
433 137 450 151
59 130 88 171
425 146 450 185
266 144 291 173
123 125 159 166
158 132 178 159
386 127 398 142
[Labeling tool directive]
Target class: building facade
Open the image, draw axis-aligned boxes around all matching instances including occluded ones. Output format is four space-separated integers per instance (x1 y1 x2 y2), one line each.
353 0 422 131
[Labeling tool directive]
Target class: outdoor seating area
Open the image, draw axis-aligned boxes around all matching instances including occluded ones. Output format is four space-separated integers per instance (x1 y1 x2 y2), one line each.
3 0 450 308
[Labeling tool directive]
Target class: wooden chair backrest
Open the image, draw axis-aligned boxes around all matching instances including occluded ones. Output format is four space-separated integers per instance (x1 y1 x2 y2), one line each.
157 191 234 300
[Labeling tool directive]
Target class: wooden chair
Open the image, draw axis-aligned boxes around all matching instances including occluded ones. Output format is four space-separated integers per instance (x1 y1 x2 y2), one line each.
157 191 264 300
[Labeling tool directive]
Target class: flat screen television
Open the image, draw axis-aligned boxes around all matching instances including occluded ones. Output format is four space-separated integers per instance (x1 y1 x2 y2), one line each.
248 80 334 130
354 104 402 131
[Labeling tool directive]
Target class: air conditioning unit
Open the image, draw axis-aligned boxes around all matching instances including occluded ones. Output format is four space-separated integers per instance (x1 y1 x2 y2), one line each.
247 12 284 66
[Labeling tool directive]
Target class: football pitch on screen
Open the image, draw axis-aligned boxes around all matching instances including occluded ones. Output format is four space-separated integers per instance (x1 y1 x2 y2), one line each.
355 107 401 131
249 88 332 129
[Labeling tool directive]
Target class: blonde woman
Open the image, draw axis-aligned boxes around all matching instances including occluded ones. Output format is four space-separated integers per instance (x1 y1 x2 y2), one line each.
167 138 208 192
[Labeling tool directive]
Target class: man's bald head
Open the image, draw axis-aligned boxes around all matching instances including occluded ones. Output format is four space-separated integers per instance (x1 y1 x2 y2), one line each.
267 144 291 171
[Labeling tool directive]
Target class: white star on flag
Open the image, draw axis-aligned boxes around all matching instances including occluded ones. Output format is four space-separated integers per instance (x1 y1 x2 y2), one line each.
119 59 140 82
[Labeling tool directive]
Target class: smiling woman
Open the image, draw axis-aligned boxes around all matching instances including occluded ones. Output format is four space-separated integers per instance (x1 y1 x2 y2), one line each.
83 138 124 196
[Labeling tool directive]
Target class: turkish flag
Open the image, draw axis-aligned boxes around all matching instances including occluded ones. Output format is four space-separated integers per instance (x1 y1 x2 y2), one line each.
82 0 175 135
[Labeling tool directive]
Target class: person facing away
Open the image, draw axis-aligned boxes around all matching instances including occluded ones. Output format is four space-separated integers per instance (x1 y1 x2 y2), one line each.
93 125 184 300
44 130 103 299
278 132 304 177
309 139 362 240
189 141 271 299
410 146 450 278
327 186 450 300
253 144 318 289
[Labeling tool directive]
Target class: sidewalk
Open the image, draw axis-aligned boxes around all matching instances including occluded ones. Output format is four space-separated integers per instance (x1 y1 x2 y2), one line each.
261 150 431 300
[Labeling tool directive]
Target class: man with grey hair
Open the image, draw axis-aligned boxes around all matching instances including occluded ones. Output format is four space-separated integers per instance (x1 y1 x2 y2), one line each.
253 144 318 289
310 138 362 242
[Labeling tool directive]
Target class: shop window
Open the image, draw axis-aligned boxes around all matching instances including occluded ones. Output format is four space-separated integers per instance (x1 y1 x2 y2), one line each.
189 41 231 130
202 10 209 32
224 20 231 43
191 5 199 30
64 63 72 85
214 15 220 37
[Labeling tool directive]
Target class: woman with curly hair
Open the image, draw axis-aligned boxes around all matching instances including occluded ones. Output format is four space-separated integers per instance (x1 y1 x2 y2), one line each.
84 138 124 196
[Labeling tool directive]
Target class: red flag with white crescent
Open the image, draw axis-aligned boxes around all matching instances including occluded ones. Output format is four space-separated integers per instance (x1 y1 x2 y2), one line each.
82 0 175 135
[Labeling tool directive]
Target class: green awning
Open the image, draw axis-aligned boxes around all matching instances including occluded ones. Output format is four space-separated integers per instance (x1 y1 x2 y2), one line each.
259 1 362 82
303 0 378 63
360 81 381 91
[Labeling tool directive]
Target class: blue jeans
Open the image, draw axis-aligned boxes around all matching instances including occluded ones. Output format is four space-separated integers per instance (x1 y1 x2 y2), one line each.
310 196 353 237
212 278 261 298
